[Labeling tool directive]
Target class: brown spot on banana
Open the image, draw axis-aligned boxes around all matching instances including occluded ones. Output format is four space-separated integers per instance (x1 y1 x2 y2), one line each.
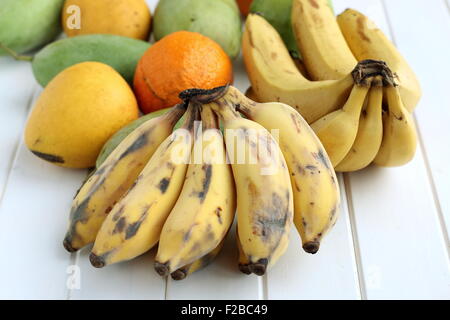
124 206 150 240
112 217 126 234
118 133 149 161
215 207 223 224
308 0 320 9
158 177 170 193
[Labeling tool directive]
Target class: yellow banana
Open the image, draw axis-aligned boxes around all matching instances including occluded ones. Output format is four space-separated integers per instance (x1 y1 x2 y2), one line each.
337 9 422 112
188 89 294 276
170 238 226 281
89 105 199 268
236 228 251 275
374 85 417 167
154 106 236 276
63 104 186 252
242 13 385 124
310 80 372 167
228 87 339 254
291 0 357 80
335 76 384 172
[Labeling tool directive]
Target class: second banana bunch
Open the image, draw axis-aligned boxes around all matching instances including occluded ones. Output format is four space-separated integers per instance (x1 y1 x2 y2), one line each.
63 85 340 278
244 2 420 171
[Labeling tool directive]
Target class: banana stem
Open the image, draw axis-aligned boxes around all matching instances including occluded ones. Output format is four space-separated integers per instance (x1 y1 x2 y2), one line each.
352 59 396 87
181 102 200 132
200 105 219 130
163 102 188 127
0 42 33 62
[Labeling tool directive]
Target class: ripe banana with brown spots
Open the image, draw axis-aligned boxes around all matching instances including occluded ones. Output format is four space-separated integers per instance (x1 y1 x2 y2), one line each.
335 76 384 172
185 87 294 276
154 106 236 276
170 237 226 281
89 105 199 267
337 8 422 112
291 0 357 80
242 13 392 125
63 103 186 252
222 86 339 254
374 84 417 167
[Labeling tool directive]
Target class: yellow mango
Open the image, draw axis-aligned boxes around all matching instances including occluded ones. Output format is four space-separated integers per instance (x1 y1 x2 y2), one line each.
24 62 139 169
62 0 151 40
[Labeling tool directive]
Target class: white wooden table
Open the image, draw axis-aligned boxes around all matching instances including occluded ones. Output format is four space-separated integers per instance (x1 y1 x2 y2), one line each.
0 0 449 300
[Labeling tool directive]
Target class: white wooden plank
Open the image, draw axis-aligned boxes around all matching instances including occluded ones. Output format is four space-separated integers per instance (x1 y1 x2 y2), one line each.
267 174 361 300
70 248 166 300
167 225 261 300
0 107 86 298
334 0 450 299
0 58 36 201
382 0 450 250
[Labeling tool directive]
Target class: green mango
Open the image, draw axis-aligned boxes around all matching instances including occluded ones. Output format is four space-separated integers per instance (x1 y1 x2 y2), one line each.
96 108 183 168
220 0 240 14
153 0 242 59
31 34 150 86
250 0 334 60
0 0 64 55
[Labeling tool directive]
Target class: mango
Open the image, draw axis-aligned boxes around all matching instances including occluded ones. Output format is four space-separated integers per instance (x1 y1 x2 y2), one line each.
0 0 64 55
25 62 139 169
32 34 150 86
153 0 242 59
62 0 151 40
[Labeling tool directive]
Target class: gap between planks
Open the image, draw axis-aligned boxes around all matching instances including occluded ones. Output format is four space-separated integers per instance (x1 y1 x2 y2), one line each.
380 0 450 253
342 173 367 300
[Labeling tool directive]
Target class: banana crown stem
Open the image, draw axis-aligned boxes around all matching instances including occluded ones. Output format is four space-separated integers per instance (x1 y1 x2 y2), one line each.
181 103 200 131
163 103 188 126
385 85 403 116
352 59 396 87
200 105 219 130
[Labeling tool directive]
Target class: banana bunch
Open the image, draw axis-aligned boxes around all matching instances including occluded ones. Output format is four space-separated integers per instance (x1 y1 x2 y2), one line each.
63 82 341 277
243 2 420 171
178 85 340 268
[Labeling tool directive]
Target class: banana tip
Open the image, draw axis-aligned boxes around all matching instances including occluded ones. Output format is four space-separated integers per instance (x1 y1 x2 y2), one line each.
154 262 170 277
89 252 106 268
249 258 268 276
303 241 320 254
170 270 187 281
238 264 252 275
63 238 77 253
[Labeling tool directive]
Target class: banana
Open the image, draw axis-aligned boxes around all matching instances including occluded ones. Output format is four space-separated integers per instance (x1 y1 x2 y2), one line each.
236 228 251 274
337 9 422 112
170 238 226 281
154 106 236 276
310 79 372 167
228 87 339 253
335 76 384 172
291 0 357 80
63 104 186 252
242 13 385 124
374 84 417 167
89 104 199 268
182 87 294 276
